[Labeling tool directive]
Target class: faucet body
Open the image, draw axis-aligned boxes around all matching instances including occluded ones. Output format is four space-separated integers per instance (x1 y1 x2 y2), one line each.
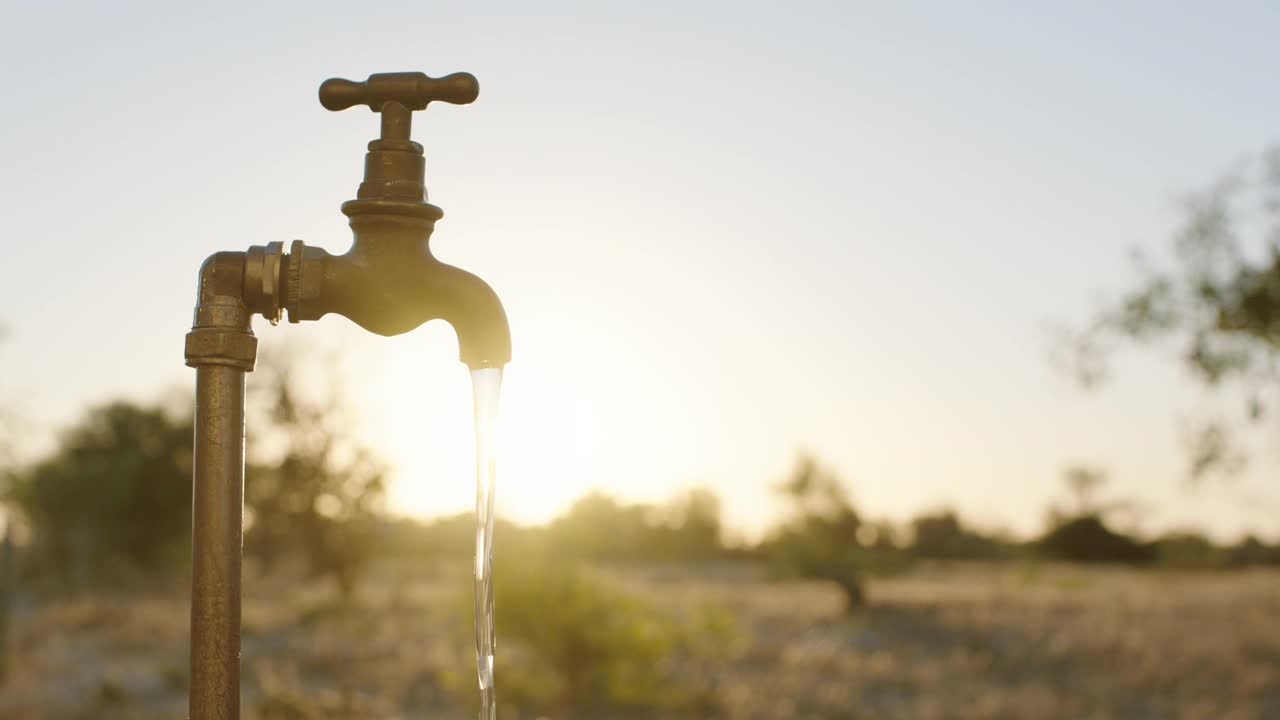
289 199 510 368
184 72 510 719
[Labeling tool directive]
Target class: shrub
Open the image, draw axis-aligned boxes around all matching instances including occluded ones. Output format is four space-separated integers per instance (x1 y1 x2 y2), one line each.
761 454 907 611
1227 535 1280 567
1038 515 1154 565
544 489 727 565
546 492 653 562
8 401 193 584
451 547 731 719
909 509 1010 561
244 351 387 597
1151 531 1226 569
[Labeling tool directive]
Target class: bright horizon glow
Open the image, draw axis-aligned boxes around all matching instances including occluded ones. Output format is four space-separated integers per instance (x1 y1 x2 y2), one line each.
353 316 720 531
360 324 607 528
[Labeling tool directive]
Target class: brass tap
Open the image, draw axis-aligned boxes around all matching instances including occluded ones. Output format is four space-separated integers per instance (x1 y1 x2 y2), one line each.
184 70 511 720
293 71 511 368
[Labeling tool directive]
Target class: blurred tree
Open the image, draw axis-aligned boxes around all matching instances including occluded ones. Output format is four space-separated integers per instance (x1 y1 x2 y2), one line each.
244 350 387 597
8 401 193 584
0 524 9 680
580 489 730 562
0 326 15 506
1039 515 1154 565
1040 466 1153 564
5 346 387 594
762 454 905 611
407 487 725 569
478 546 727 718
1045 465 1147 533
546 492 652 562
1227 534 1280 566
650 488 725 561
909 509 1008 561
1150 531 1225 569
1063 147 1280 481
1064 466 1107 515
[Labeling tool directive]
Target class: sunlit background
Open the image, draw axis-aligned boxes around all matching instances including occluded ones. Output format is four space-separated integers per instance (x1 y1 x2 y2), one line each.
8 4 1280 719
4 1 1280 540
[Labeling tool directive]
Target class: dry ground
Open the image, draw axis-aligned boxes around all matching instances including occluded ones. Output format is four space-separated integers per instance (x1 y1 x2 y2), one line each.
2 562 1277 719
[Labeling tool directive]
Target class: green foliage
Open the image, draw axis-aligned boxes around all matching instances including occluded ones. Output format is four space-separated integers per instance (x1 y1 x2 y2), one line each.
0 526 13 680
648 488 725 561
465 547 729 718
8 349 388 594
1227 535 1280 567
244 351 387 597
1040 518 1280 570
1066 147 1280 480
546 488 725 564
1038 515 1154 565
547 492 651 562
385 512 504 560
1063 466 1108 515
762 454 907 611
1150 531 1226 569
8 401 192 583
909 509 1010 561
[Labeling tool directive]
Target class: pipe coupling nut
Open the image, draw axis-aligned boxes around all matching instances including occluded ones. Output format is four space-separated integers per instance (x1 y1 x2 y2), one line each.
244 242 285 324
285 240 326 323
185 328 258 371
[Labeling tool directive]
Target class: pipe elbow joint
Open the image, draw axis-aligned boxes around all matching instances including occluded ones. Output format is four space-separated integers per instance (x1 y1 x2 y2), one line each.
186 251 257 370
194 252 248 311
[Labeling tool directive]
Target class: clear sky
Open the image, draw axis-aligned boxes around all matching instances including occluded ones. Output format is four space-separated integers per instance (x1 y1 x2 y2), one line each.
3 1 1279 540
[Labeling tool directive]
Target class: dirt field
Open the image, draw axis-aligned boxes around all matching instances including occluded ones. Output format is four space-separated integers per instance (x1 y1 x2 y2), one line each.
2 562 1277 719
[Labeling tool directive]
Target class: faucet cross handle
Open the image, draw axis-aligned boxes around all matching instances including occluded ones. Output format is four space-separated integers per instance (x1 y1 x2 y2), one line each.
320 71 479 143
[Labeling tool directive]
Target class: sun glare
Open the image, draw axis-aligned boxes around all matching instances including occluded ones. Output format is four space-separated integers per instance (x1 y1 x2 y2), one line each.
354 322 602 526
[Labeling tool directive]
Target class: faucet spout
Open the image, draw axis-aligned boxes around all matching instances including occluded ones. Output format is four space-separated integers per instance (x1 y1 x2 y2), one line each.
421 261 512 370
285 210 511 369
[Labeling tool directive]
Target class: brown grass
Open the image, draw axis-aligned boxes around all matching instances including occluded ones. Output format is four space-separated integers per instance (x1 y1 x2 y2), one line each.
1 562 1277 719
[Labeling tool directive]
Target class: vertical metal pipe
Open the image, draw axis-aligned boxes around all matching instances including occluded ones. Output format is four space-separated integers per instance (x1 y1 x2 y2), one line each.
190 364 245 720
187 251 257 720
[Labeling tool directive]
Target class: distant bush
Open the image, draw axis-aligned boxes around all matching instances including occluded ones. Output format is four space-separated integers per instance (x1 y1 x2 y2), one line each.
382 513 537 567
1143 533 1280 570
244 351 387 597
1227 535 1280 567
1038 515 1155 565
645 488 726 562
909 509 1011 561
8 401 193 585
9 349 390 595
761 454 907 611
546 489 726 564
545 492 653 562
1150 531 1226 569
453 548 730 719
